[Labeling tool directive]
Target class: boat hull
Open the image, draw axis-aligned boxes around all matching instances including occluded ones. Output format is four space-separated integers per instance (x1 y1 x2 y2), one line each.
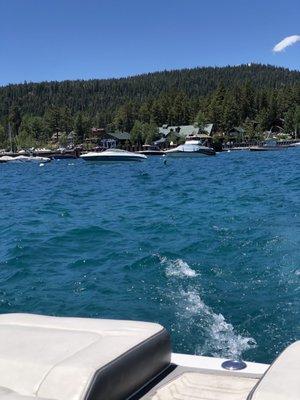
166 149 215 157
138 150 165 156
250 147 284 151
80 155 145 162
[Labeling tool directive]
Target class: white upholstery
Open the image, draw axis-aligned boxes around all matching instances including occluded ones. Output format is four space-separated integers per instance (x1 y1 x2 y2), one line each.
249 341 300 400
0 386 51 399
0 313 164 400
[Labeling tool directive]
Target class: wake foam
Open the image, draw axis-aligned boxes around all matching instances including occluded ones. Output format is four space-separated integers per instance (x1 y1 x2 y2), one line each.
179 289 256 359
157 255 256 358
159 256 198 278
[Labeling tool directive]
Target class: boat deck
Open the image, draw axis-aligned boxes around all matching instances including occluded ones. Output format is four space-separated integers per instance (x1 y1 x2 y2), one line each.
131 365 261 400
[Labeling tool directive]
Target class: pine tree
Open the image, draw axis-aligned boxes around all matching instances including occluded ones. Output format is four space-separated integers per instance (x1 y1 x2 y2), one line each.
284 108 296 135
130 121 143 145
44 107 61 139
194 111 207 131
74 113 90 144
9 105 22 138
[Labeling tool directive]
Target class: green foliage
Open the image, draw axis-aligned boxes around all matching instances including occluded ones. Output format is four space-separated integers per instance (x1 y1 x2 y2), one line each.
0 64 298 145
113 103 135 132
74 113 90 143
194 111 206 131
44 107 61 138
60 107 73 134
15 130 36 149
130 121 159 145
243 118 256 140
284 108 296 135
257 108 270 132
0 124 7 149
9 105 22 137
295 106 300 138
130 121 143 145
58 133 68 147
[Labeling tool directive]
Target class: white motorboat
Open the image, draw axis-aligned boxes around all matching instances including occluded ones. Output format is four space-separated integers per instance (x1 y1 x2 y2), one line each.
165 140 216 157
250 139 288 152
0 155 51 163
290 141 300 147
15 155 51 163
80 148 147 162
0 313 298 400
0 155 15 163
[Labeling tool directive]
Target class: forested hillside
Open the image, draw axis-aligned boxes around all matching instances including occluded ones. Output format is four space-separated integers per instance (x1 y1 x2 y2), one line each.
0 64 299 148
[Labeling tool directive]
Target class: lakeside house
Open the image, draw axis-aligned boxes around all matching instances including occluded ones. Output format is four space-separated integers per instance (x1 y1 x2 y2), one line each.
159 123 215 138
101 131 131 148
86 128 130 148
155 123 215 147
226 127 245 141
51 131 76 146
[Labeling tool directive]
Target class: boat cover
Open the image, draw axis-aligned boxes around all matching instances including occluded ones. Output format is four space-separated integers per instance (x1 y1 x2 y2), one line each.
0 313 171 400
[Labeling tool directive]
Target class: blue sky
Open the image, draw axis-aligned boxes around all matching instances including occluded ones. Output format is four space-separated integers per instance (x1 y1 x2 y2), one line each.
0 0 299 85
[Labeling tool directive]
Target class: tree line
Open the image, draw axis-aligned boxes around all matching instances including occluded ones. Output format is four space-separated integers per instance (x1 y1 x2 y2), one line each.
0 64 299 149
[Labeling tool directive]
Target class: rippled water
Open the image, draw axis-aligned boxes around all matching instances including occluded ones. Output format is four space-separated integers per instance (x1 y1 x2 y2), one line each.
0 149 299 363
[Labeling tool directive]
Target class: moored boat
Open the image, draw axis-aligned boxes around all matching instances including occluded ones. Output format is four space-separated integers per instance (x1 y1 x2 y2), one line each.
0 155 51 163
80 148 147 162
138 144 165 156
250 139 288 151
289 141 300 147
165 139 216 157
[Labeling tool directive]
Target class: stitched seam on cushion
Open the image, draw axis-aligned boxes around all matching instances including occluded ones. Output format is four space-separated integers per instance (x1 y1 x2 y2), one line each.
34 335 102 397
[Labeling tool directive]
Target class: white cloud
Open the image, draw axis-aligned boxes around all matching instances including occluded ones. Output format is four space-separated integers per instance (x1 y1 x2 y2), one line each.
273 35 300 52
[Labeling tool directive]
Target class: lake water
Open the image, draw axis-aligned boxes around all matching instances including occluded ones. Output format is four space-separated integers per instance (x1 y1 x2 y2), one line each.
0 149 299 363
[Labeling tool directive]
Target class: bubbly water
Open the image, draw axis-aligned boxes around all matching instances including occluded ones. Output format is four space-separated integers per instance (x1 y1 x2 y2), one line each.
0 149 299 363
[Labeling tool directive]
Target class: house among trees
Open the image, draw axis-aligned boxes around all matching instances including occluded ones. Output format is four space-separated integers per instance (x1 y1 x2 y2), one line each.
158 124 215 139
51 132 63 143
85 128 106 145
269 118 285 136
101 132 130 148
226 127 245 141
67 131 76 146
86 127 130 148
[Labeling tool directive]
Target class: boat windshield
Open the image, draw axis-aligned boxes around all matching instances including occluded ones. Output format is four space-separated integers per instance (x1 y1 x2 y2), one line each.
104 148 127 153
179 144 200 151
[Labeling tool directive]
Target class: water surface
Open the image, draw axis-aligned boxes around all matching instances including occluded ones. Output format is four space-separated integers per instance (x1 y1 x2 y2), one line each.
0 149 299 363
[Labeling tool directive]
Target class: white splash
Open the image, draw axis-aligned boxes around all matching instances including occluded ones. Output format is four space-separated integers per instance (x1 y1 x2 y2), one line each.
179 289 256 359
160 256 198 278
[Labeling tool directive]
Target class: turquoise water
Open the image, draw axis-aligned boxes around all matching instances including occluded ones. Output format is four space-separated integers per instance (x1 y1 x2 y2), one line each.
0 149 299 363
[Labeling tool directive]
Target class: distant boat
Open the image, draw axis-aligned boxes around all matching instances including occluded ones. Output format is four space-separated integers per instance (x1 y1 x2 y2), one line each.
250 139 288 151
0 155 51 163
165 140 216 157
80 148 147 162
34 148 52 154
137 144 165 156
289 142 300 147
